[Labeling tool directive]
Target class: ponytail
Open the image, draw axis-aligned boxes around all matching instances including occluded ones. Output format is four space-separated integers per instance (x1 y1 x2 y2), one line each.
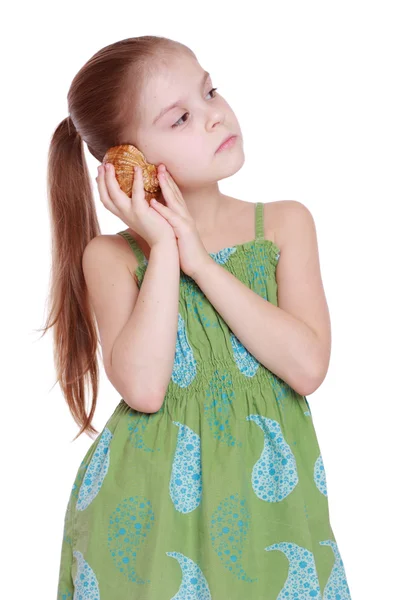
38 35 196 440
39 115 101 440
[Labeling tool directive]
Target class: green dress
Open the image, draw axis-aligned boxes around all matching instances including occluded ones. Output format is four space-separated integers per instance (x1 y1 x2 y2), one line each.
56 202 352 599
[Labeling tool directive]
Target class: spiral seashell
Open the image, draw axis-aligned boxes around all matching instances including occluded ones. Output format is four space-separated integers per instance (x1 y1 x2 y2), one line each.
102 144 161 203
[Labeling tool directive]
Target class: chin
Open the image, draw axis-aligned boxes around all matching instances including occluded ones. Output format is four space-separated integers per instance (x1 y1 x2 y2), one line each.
216 148 245 180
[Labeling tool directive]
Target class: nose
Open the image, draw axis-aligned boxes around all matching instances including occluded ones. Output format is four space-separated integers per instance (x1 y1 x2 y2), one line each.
207 109 224 131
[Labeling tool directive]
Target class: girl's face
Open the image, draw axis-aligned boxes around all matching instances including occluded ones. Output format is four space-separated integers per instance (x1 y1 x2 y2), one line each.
132 53 245 192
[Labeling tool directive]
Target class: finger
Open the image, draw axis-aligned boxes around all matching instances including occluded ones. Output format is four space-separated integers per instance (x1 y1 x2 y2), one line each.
165 172 186 207
103 163 142 210
131 166 147 205
159 172 179 205
103 162 128 204
158 175 187 218
150 198 177 222
165 171 181 197
158 172 171 195
97 165 119 216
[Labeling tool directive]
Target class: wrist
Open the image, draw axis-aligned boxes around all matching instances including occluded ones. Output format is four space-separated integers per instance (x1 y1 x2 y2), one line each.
150 237 178 258
191 253 215 282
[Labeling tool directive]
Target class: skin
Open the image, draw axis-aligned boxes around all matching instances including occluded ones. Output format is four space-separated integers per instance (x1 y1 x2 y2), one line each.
95 51 332 397
129 51 246 239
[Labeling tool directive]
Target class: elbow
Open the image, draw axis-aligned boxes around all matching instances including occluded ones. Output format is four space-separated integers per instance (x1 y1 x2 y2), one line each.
148 389 167 413
125 388 165 414
140 392 164 413
296 377 320 397
147 400 165 414
297 363 327 396
123 395 159 414
107 367 165 414
294 338 330 396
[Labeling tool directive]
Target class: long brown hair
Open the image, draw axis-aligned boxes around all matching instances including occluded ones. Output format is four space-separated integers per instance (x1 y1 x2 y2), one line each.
39 36 194 441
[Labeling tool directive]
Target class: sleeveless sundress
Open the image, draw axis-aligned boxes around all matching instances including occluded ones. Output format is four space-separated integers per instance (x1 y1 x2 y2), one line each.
56 201 352 599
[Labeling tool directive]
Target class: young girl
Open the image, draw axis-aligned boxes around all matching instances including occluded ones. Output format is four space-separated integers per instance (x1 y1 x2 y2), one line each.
50 36 352 599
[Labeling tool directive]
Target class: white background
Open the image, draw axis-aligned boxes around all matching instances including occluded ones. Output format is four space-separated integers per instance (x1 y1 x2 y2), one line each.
2 1 399 598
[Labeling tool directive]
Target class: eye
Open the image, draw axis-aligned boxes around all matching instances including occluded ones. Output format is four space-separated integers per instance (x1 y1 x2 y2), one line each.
171 87 218 128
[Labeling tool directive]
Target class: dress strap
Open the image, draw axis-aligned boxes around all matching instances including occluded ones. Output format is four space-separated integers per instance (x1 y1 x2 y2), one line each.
255 202 265 241
117 230 147 267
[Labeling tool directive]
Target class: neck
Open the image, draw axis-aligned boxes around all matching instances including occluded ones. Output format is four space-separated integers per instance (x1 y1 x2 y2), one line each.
177 182 229 237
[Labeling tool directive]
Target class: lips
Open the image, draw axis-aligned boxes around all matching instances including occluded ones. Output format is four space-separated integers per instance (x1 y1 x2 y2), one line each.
216 134 236 152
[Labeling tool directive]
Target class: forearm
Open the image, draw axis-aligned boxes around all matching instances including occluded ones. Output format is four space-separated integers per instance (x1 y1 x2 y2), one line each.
111 240 180 412
193 257 321 395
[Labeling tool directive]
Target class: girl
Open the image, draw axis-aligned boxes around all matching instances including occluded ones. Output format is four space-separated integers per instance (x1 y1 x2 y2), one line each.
49 36 352 599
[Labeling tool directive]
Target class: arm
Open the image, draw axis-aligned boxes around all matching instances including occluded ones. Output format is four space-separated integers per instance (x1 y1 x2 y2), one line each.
82 235 180 413
192 201 331 396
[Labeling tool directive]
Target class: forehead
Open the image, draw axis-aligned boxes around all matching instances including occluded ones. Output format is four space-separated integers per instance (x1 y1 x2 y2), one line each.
139 57 209 125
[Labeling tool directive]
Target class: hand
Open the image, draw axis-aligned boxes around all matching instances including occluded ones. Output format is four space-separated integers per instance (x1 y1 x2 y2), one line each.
96 162 176 248
151 165 212 279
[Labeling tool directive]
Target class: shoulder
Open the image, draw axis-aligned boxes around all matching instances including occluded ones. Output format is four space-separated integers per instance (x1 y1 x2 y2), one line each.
264 200 316 249
82 233 126 262
82 232 139 276
269 200 330 392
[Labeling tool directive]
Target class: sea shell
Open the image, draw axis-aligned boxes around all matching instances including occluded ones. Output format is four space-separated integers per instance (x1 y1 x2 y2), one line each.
102 144 161 203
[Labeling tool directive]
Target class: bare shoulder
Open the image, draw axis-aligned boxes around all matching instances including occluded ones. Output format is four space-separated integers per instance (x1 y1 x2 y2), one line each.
260 200 287 245
263 200 314 248
82 232 139 280
268 199 321 282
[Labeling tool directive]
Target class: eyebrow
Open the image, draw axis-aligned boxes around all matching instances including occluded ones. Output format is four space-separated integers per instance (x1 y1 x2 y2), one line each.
152 71 211 125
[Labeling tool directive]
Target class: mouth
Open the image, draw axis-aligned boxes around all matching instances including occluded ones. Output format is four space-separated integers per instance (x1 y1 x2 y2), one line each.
215 134 238 153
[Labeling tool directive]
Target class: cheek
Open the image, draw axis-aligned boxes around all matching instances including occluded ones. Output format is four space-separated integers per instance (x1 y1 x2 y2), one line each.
166 138 206 170
185 140 209 161
151 133 216 180
166 148 207 185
